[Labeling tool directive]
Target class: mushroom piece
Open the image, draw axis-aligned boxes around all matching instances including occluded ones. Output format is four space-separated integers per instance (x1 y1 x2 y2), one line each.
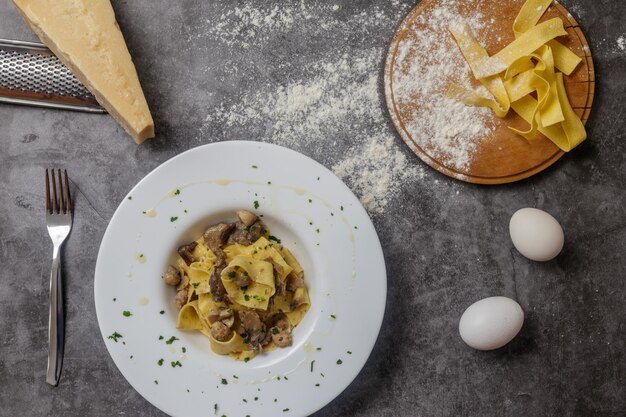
213 247 227 268
175 288 189 309
163 265 181 286
239 310 269 351
210 321 233 342
177 241 198 265
209 266 227 302
225 268 252 287
227 219 266 246
239 310 263 333
286 274 304 292
247 221 265 243
208 307 234 324
227 223 252 246
203 223 234 251
236 210 258 227
221 313 235 329
207 307 221 324
270 317 292 348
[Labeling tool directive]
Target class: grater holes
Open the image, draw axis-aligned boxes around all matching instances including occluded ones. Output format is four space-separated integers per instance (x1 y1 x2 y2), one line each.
0 48 93 99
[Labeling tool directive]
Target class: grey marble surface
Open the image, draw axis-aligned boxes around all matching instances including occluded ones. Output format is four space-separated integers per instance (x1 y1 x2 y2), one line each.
1 0 625 416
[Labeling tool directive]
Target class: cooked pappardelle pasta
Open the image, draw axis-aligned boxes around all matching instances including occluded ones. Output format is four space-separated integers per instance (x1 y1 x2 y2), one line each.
162 210 310 361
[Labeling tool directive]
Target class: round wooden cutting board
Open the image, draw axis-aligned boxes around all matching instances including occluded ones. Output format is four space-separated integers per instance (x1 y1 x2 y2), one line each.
384 0 595 184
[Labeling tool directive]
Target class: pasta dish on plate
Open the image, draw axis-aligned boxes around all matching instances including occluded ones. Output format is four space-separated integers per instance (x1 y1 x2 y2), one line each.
163 210 310 361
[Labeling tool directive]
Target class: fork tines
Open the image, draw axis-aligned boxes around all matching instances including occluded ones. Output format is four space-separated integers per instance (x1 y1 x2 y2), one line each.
45 169 72 215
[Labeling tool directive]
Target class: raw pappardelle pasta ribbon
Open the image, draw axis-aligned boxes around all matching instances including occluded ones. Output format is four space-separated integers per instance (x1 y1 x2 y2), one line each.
446 0 587 151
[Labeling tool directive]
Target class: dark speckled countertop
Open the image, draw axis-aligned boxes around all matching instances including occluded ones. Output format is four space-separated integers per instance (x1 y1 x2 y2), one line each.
0 0 624 416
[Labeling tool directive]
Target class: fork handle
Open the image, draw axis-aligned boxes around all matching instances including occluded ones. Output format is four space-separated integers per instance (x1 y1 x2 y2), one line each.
46 246 65 386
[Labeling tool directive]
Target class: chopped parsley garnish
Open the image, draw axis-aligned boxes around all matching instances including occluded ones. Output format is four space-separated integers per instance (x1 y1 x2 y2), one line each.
158 335 164 340
192 282 200 288
154 380 158 384
315 383 320 387
233 375 238 379
330 314 336 319
274 399 277 402
159 310 165 315
157 358 164 366
253 200 259 209
308 199 312 203
354 226 358 229
127 196 132 200
283 409 290 412
184 209 188 213
214 403 218 414
244 357 250 363
243 399 248 403
310 360 315 372
228 271 236 278
170 216 178 222
336 359 343 365
113 298 117 302
347 351 352 354
122 310 132 317
244 294 250 301
268 235 281 243
138 253 144 258
171 360 182 368
254 396 258 401
107 331 122 342
317 176 320 180
270 327 279 335
182 347 187 353
340 205 344 211
174 189 181 195
165 336 179 344
251 164 258 168
130 355 133 359
267 181 272 184
221 378 228 385
316 347 322 351
316 228 320 233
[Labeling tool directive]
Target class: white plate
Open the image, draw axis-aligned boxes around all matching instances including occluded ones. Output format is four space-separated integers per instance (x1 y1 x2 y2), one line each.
94 141 387 417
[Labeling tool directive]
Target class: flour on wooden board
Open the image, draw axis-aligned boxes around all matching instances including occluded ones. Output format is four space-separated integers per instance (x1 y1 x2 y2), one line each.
391 1 496 173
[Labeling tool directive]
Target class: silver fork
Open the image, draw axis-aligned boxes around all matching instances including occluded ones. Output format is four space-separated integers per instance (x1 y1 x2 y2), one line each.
45 169 73 386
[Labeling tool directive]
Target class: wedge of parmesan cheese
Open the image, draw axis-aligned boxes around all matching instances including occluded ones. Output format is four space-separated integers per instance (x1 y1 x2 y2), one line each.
13 0 155 143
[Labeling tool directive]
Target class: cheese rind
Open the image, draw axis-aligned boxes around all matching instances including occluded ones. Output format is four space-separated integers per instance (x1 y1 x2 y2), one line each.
13 0 155 143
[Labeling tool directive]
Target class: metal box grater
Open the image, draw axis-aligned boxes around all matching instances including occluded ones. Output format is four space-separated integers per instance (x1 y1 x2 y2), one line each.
0 38 105 113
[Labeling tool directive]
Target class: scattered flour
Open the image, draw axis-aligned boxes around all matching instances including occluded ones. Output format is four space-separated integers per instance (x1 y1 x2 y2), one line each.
390 0 494 173
617 36 626 52
200 2 427 214
206 4 298 48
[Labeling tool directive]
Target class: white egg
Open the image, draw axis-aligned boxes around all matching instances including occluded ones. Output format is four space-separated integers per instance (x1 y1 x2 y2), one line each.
459 296 524 351
509 208 564 262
